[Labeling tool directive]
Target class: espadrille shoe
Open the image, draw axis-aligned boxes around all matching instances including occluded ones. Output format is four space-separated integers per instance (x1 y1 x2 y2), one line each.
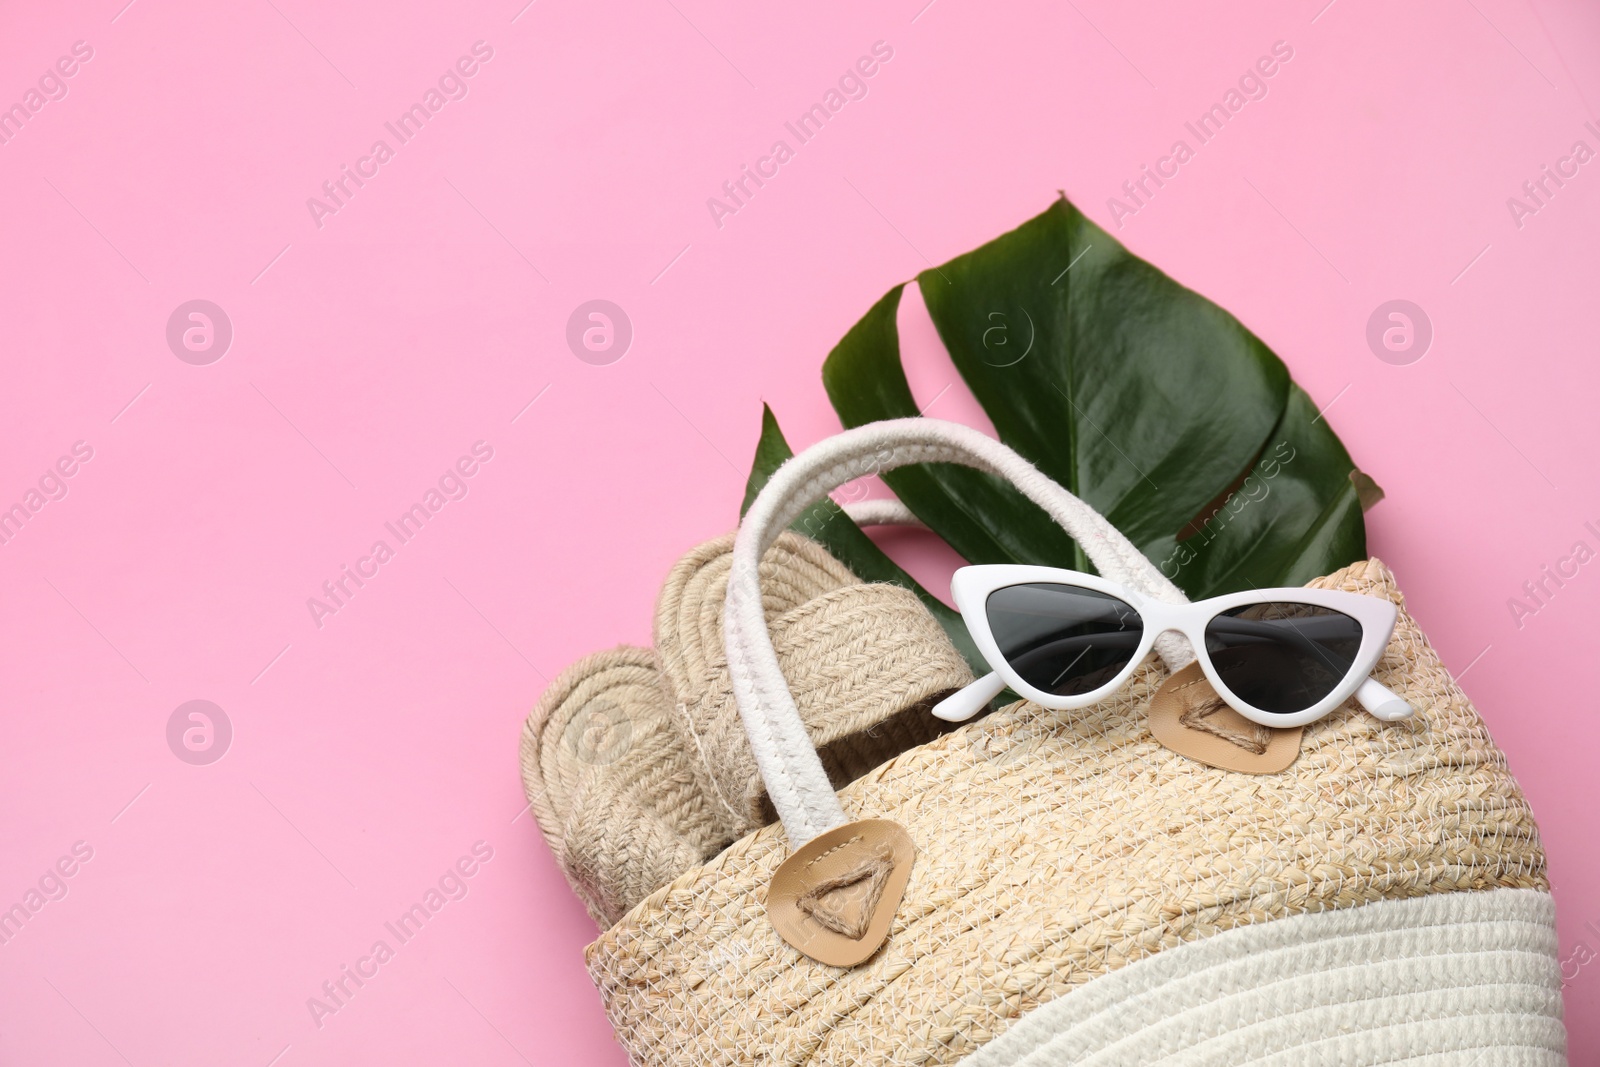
520 645 727 927
521 530 973 927
654 531 971 841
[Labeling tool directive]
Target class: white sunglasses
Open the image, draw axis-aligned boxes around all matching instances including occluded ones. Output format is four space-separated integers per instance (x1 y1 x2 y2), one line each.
933 565 1415 729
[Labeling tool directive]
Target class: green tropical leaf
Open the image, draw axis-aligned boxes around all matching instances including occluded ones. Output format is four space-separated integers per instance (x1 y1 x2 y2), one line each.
819 196 1370 602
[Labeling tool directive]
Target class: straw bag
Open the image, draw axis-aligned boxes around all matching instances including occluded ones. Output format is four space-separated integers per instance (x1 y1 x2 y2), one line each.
532 418 1564 1066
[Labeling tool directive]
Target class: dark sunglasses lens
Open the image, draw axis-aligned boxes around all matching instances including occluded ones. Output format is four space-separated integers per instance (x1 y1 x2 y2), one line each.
1204 603 1363 714
985 584 1144 697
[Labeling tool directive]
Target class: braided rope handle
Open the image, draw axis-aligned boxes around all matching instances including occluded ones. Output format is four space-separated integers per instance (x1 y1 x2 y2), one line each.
726 418 1194 849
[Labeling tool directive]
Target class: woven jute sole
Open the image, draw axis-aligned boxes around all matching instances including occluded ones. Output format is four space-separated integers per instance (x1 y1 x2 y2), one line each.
585 559 1550 1067
521 645 727 926
655 532 971 839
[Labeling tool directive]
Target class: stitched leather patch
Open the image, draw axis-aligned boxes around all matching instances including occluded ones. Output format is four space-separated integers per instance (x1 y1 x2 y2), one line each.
1148 662 1302 774
767 819 914 968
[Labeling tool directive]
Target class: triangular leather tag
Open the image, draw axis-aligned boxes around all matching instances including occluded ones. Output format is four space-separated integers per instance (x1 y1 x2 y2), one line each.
768 819 914 967
1148 661 1303 774
796 849 893 939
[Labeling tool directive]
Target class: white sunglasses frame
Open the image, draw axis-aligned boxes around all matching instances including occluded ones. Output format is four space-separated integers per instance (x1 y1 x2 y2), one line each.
934 564 1414 729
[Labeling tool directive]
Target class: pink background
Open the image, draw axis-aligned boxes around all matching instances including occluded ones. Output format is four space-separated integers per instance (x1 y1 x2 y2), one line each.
2 0 1597 1063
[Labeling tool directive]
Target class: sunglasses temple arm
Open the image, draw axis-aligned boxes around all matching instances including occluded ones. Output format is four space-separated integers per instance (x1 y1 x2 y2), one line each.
1355 676 1414 721
932 671 1008 723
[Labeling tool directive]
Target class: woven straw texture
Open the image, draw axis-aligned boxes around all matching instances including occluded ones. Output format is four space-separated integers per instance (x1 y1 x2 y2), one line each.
585 558 1549 1067
521 645 726 927
521 532 971 926
656 532 971 838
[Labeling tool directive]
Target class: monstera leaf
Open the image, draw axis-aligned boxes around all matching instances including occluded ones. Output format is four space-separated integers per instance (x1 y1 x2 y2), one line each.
744 196 1374 672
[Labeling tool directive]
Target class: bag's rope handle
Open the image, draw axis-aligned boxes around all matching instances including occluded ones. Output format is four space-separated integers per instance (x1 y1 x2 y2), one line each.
840 498 923 528
726 418 1193 849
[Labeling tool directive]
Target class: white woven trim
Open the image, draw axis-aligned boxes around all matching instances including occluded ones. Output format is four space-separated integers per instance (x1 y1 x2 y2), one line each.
956 888 1565 1067
728 418 1192 848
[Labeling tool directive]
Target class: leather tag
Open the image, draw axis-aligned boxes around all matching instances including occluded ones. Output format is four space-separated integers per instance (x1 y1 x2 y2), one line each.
767 819 914 968
1148 662 1302 774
